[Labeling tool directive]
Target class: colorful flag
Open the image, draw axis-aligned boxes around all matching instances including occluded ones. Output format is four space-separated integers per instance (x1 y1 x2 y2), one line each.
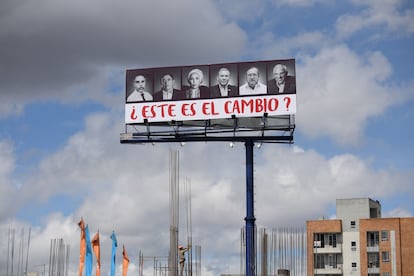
110 231 118 276
122 245 130 276
77 218 86 276
91 231 101 276
85 225 93 276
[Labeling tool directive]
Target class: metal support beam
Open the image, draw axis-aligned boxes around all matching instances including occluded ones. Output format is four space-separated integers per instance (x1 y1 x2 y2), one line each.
121 116 295 276
245 139 256 276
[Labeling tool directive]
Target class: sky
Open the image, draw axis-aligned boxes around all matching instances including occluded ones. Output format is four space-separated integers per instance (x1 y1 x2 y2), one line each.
0 0 413 275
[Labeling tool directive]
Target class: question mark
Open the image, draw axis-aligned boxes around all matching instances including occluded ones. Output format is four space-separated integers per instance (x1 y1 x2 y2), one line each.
283 97 291 111
130 106 138 120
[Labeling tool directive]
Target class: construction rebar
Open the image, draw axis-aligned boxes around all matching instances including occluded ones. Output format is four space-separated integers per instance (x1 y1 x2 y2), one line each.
5 227 34 276
242 227 307 276
184 177 193 276
48 238 69 276
25 228 31 276
169 150 179 276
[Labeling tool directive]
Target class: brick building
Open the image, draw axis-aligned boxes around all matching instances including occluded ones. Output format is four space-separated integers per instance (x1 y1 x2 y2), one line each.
307 198 414 276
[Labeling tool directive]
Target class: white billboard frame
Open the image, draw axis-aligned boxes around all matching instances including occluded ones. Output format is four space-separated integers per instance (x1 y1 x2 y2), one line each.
125 59 296 123
122 59 296 143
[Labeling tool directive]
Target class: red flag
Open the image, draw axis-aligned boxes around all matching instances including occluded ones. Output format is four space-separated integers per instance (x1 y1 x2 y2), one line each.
91 231 101 276
122 245 130 276
78 218 86 276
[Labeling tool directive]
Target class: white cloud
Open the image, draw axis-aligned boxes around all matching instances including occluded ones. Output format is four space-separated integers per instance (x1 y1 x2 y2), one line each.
0 140 18 220
1 1 413 275
0 0 247 116
336 0 414 38
213 0 268 22
252 5 414 146
273 0 330 7
296 44 408 145
383 207 412 218
0 140 15 182
2 110 411 274
262 31 330 59
255 146 411 226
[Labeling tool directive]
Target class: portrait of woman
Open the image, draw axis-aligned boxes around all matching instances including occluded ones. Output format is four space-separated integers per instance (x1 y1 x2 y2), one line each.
184 68 210 99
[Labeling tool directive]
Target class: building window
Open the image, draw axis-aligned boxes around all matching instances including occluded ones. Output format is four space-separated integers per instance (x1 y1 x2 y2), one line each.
313 233 340 248
314 233 323 248
350 221 356 229
351 262 357 271
314 254 325 269
367 231 379 247
368 252 379 268
382 251 390 262
328 234 337 247
370 207 379 218
382 272 390 276
351 241 357 251
381 230 388 241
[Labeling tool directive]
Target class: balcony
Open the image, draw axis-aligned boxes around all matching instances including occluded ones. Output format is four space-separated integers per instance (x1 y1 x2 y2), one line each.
368 266 380 274
313 243 342 253
314 264 343 275
367 245 379 252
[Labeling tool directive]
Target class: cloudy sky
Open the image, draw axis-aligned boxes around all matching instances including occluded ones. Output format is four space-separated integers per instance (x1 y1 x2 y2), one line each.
1 0 413 275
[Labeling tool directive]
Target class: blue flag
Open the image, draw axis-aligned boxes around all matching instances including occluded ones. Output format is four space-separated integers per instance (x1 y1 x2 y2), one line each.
110 231 118 276
85 225 93 276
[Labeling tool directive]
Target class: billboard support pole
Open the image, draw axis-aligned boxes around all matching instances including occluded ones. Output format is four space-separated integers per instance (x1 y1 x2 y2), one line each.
245 139 256 276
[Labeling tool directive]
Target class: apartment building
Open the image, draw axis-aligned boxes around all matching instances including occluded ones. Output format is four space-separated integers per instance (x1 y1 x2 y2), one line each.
307 198 414 276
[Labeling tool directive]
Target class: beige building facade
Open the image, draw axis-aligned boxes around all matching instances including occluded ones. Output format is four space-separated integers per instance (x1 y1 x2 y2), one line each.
307 198 414 276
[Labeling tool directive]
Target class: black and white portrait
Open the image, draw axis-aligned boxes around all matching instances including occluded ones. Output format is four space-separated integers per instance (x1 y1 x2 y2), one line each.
153 68 184 101
267 60 296 94
126 72 154 102
210 64 239 98
181 66 210 99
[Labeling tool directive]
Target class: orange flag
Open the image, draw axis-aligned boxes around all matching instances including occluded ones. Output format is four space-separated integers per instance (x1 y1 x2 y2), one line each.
91 231 101 276
78 218 86 276
122 245 130 276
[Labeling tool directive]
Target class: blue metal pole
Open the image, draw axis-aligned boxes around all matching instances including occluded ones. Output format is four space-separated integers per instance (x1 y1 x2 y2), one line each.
245 139 256 276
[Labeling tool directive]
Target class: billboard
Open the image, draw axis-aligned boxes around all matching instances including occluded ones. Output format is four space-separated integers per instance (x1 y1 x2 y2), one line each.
125 59 296 125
